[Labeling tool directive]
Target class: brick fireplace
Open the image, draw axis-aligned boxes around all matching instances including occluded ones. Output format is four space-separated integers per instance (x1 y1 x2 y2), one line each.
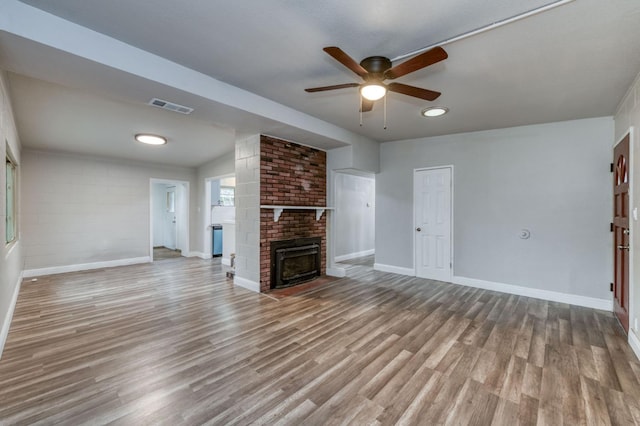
259 135 327 292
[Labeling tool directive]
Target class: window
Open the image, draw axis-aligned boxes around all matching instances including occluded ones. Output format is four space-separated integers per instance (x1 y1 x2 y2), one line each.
219 186 235 206
6 153 16 244
166 189 175 213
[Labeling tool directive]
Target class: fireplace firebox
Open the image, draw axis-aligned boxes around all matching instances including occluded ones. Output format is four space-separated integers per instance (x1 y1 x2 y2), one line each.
270 237 321 289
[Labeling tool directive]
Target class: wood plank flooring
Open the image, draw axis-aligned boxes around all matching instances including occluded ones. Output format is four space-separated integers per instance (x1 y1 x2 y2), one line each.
1 255 640 425
153 247 183 261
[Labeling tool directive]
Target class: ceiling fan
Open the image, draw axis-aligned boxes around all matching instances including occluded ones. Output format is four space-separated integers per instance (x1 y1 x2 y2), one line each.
305 46 448 112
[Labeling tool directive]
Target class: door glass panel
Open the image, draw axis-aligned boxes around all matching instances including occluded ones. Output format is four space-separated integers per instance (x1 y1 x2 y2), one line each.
167 191 175 213
616 155 627 185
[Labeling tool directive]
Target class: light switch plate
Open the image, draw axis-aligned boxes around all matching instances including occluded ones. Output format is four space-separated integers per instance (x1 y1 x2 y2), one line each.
633 207 638 221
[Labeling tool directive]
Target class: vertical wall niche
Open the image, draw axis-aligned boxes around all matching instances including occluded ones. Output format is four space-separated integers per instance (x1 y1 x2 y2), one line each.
259 135 327 292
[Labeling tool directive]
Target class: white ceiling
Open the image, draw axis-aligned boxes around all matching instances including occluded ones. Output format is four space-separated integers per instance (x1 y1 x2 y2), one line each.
7 73 236 168
2 0 640 166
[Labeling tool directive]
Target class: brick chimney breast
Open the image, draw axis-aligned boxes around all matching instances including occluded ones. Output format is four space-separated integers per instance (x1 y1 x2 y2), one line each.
259 135 327 292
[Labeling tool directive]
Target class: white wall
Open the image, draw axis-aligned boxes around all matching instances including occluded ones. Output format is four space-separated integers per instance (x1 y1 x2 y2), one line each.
21 150 197 272
326 139 380 175
377 117 613 302
327 146 353 173
210 180 221 205
352 139 380 174
176 182 188 252
334 172 375 260
0 70 23 356
152 183 166 246
222 222 235 266
614 69 640 343
211 206 235 224
233 135 260 291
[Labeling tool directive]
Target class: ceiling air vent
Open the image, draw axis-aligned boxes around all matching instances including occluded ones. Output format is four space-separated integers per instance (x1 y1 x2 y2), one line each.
148 98 194 115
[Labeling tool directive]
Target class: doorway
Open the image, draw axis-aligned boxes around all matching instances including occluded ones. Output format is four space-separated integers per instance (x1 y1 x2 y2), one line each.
333 171 375 264
204 174 235 263
150 179 189 261
613 133 631 333
414 166 453 282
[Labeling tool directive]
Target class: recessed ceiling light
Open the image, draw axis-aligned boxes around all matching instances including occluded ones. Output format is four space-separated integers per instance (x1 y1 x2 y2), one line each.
421 106 449 117
135 134 167 145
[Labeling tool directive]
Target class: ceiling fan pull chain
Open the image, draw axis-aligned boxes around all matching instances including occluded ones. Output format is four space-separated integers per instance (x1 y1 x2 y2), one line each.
383 95 387 130
360 94 363 126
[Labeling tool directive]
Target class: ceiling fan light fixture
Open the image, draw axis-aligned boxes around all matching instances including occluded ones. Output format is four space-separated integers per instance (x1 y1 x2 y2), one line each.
135 133 167 145
360 83 387 101
421 106 449 117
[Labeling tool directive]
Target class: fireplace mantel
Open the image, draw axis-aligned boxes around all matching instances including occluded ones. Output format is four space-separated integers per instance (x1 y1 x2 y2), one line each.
260 205 334 222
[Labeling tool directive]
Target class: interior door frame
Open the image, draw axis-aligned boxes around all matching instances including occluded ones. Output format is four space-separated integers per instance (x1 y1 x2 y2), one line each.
149 178 190 261
204 173 235 257
413 165 454 280
615 128 635 334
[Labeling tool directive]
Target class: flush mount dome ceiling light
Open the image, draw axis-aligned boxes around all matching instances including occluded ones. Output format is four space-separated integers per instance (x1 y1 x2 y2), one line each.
135 133 167 145
421 106 449 117
360 83 387 101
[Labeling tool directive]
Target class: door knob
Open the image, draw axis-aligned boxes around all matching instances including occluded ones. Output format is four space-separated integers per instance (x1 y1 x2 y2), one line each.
623 229 630 235
618 245 630 250
416 227 421 232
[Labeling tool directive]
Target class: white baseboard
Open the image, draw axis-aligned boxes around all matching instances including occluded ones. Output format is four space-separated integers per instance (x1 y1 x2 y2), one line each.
451 276 613 311
0 271 23 359
187 251 209 260
629 331 640 362
374 263 415 276
370 261 612 311
326 267 346 278
234 276 260 293
222 257 231 266
23 257 151 278
335 249 375 263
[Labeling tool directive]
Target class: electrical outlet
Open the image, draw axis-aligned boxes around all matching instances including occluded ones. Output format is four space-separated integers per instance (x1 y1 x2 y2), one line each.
635 317 638 332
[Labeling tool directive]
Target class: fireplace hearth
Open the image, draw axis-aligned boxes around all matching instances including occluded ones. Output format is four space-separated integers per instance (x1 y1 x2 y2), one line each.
270 237 321 289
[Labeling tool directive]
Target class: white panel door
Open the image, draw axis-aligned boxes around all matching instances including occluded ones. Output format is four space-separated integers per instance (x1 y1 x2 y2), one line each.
414 168 452 281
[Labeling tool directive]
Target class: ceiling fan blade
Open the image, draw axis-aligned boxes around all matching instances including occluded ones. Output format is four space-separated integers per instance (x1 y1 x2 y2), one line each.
360 98 374 112
384 47 448 80
387 82 441 101
323 47 369 78
305 83 360 92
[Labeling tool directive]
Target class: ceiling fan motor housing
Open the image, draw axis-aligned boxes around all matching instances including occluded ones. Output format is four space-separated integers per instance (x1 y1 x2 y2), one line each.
360 56 392 80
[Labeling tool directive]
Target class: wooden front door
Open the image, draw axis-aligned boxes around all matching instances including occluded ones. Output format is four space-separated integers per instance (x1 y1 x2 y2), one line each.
613 134 630 333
